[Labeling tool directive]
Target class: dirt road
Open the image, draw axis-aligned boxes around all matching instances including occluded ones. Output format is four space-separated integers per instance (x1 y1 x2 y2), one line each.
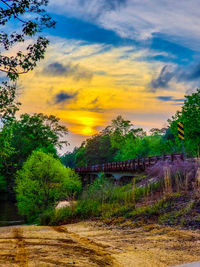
0 222 200 266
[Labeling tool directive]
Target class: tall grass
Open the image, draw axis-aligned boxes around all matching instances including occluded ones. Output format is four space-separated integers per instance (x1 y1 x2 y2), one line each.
147 158 200 194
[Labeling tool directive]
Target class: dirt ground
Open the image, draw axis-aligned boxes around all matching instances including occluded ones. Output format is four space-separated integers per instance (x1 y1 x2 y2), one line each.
0 221 200 267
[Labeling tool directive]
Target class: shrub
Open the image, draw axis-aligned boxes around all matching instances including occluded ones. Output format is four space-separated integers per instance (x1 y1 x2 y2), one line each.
40 207 74 226
15 150 81 222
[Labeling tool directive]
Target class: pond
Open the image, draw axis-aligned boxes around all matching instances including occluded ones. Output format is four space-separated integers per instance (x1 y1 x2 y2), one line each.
0 193 24 227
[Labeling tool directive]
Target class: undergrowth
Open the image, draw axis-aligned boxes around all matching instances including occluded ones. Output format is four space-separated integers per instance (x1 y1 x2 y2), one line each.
40 161 200 229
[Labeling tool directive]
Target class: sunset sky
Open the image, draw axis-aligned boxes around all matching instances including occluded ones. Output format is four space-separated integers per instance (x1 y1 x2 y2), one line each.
6 0 200 152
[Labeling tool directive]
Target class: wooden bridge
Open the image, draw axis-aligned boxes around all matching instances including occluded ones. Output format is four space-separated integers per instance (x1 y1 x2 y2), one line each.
75 153 184 182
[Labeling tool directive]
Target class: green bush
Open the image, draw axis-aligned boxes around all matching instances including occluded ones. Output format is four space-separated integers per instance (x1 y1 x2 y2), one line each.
75 200 102 219
40 207 73 226
15 150 81 222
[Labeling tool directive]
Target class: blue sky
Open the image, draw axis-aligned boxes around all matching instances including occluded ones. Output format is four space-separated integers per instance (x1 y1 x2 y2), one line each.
45 0 200 91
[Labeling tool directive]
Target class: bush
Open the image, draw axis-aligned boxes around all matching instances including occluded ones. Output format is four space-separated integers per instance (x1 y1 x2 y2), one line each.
40 207 73 226
15 150 81 222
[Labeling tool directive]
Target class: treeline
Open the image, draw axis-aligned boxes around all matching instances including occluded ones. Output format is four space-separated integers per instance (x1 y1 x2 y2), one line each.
62 89 200 168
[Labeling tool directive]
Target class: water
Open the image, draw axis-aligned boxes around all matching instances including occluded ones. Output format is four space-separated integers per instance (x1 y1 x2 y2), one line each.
0 193 24 226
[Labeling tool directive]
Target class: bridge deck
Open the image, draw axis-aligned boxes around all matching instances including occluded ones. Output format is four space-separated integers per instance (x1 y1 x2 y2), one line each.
75 153 184 173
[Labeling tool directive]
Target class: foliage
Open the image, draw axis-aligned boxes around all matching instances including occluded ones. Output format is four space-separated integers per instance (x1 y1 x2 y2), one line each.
64 92 200 168
11 112 68 156
0 125 14 159
85 134 117 165
64 115 176 168
0 82 21 121
169 89 200 156
15 150 81 222
0 175 6 191
0 125 15 191
0 113 69 191
42 155 200 227
0 0 55 119
43 176 162 225
61 151 76 169
0 0 55 80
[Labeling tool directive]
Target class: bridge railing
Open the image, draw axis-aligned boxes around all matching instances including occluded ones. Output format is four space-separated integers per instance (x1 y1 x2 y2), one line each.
75 153 184 173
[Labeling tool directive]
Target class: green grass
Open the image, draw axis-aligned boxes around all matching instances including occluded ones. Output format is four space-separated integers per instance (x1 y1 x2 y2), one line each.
39 172 199 229
40 175 163 225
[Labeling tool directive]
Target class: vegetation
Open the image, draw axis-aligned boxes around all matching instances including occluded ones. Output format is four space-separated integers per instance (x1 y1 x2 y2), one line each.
61 115 172 168
0 0 58 193
62 90 200 169
0 113 68 192
15 150 81 223
42 159 200 229
0 2 200 227
169 89 200 156
0 88 200 226
0 0 55 121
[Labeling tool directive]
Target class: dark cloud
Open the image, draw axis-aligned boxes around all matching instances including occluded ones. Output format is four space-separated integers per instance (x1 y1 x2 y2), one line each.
156 96 173 102
90 97 98 105
182 62 200 81
43 62 93 81
150 65 175 91
172 98 185 102
156 96 184 103
55 91 78 104
67 107 104 113
81 107 104 113
150 61 200 91
44 63 66 75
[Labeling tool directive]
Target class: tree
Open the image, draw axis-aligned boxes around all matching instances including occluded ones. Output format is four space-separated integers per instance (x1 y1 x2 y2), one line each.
15 150 81 222
0 0 55 119
150 127 167 136
11 113 68 159
0 125 14 190
1 113 68 191
75 145 87 167
61 151 77 169
169 89 200 156
110 115 133 136
84 134 116 165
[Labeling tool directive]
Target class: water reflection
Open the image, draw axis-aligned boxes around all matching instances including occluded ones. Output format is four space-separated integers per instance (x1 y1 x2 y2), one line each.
0 193 24 226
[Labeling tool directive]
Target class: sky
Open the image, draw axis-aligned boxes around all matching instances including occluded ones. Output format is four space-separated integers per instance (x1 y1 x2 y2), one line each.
4 0 200 153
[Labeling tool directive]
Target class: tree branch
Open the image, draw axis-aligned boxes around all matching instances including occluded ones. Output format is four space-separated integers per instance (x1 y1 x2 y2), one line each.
0 68 29 75
0 0 27 24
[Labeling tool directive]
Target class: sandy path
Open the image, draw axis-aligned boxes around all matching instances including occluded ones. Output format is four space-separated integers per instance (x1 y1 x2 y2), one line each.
0 222 199 266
